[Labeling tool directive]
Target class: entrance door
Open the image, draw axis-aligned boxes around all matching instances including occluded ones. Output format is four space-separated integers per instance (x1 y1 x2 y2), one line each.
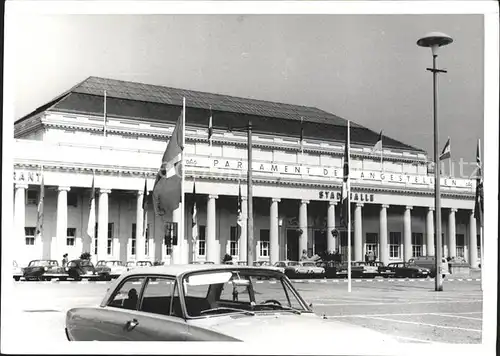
314 230 327 256
286 230 300 261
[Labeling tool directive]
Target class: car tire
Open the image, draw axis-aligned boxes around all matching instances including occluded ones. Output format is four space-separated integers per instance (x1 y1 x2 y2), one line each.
14 276 20 281
45 277 52 281
410 272 417 279
59 277 67 281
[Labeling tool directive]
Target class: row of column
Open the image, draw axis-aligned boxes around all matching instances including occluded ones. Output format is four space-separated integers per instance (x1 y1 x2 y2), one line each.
14 183 481 268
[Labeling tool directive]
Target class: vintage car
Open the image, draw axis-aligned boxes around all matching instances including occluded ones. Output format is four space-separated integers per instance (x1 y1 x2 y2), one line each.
13 260 23 281
351 262 379 278
66 259 107 281
315 261 340 278
274 261 301 278
386 262 431 278
65 265 398 343
407 256 449 278
296 261 325 277
126 260 153 271
372 262 396 278
95 260 126 279
23 259 67 281
250 261 285 274
191 261 215 265
334 262 365 278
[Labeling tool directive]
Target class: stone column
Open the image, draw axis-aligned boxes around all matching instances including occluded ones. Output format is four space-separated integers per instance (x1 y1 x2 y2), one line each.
136 189 145 261
327 201 336 253
239 196 248 263
379 204 389 265
56 186 70 261
354 203 363 261
14 183 28 255
97 189 110 261
403 206 412 262
206 195 218 263
469 210 478 268
426 207 435 257
299 200 309 256
270 198 280 264
448 208 457 259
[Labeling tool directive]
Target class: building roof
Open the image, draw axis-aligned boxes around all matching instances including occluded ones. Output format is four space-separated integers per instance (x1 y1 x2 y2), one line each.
16 76 425 152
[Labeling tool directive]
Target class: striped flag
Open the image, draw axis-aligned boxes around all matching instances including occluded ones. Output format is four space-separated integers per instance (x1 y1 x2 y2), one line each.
372 131 383 153
35 167 45 237
439 137 451 160
208 112 213 146
237 181 243 227
86 173 96 239
152 109 184 215
142 178 148 235
474 139 483 227
340 122 350 228
191 180 198 241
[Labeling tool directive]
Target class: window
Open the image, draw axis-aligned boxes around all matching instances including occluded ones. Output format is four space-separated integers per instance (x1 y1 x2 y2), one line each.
259 229 270 257
94 223 98 255
139 277 176 316
108 277 145 310
411 233 423 257
67 192 78 207
456 234 465 257
198 226 206 256
108 223 114 255
25 227 35 245
67 228 76 246
131 223 137 256
230 226 239 257
389 232 401 258
26 191 38 205
365 233 378 258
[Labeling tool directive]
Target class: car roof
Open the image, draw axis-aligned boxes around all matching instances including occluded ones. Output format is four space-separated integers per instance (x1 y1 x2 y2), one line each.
119 264 273 278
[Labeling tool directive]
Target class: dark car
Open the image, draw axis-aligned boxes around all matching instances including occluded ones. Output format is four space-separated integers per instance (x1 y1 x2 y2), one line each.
386 262 431 278
66 259 104 281
372 262 395 278
315 261 339 278
23 260 67 281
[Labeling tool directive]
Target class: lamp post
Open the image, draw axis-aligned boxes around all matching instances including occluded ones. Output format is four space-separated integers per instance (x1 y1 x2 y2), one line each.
417 32 453 292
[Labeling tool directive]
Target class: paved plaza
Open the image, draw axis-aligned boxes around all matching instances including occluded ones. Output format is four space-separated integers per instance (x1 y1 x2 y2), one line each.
5 277 482 346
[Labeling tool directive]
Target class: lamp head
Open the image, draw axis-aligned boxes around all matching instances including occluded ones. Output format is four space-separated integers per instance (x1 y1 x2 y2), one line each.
417 32 453 55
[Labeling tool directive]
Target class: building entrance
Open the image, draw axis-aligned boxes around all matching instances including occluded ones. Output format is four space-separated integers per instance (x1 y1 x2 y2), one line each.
314 230 327 255
286 229 300 261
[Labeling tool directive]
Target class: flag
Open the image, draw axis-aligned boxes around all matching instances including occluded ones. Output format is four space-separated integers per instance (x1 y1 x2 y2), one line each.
340 122 350 228
474 140 483 227
142 178 148 235
299 117 304 153
86 174 96 239
208 113 213 145
372 131 383 153
191 180 198 241
439 137 451 160
237 181 243 227
35 167 45 236
152 109 184 215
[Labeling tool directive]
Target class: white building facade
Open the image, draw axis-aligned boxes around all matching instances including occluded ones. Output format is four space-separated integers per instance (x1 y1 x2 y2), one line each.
13 77 480 267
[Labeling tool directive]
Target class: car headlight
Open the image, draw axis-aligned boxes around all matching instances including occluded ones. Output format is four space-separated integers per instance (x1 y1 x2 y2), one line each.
65 267 69 271
44 267 48 271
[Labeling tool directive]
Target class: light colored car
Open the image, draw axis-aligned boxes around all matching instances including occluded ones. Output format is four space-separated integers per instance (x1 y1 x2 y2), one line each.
251 261 285 274
13 260 23 281
65 265 398 343
296 261 325 275
23 259 67 281
126 260 153 271
96 260 127 278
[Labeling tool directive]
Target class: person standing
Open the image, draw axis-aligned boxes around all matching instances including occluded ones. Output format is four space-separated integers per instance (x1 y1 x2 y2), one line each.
62 253 69 267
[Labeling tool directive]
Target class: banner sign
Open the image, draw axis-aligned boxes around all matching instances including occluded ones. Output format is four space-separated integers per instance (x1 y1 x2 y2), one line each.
185 157 474 189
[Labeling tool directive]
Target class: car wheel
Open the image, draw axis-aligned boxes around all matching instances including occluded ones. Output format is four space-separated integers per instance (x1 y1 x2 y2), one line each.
45 277 52 281
410 272 417 279
14 277 20 281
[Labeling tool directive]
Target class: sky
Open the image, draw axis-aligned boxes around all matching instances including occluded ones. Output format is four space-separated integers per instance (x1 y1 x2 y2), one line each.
9 10 485 176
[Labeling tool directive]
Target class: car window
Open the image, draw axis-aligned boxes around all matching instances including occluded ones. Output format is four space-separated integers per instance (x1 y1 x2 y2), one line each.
220 279 251 303
108 277 145 310
139 277 175 316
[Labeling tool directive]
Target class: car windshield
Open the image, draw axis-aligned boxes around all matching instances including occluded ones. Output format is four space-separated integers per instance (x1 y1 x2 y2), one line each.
181 269 309 318
302 262 315 267
29 260 58 267
98 261 122 267
80 261 94 267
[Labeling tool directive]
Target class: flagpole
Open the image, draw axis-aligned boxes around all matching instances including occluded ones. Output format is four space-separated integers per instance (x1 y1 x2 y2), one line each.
103 90 107 137
192 175 196 264
181 97 186 264
247 120 254 266
480 225 484 291
347 121 352 293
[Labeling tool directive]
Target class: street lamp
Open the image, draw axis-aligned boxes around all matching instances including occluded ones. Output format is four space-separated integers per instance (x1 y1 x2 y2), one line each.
417 32 453 292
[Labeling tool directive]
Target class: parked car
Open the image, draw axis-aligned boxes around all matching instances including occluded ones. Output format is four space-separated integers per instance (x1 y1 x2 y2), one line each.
23 260 67 281
315 261 341 278
274 261 301 278
250 261 285 274
126 260 153 271
351 262 378 278
95 260 126 279
191 261 215 265
386 262 431 278
371 262 395 278
296 261 325 277
66 259 104 281
65 264 398 343
407 256 449 278
335 262 365 278
13 260 23 281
